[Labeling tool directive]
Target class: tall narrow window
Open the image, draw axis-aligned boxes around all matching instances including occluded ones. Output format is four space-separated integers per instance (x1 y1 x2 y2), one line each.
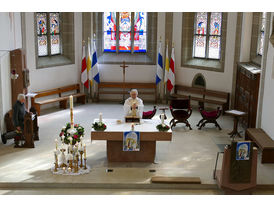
37 12 61 57
134 12 147 53
103 12 147 53
193 12 222 60
104 12 117 52
257 12 266 56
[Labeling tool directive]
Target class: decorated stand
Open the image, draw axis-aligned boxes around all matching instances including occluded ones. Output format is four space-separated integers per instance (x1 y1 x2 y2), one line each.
51 95 90 175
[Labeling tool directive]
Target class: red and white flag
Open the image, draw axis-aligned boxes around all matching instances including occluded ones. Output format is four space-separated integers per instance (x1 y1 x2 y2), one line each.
167 46 175 93
81 44 89 89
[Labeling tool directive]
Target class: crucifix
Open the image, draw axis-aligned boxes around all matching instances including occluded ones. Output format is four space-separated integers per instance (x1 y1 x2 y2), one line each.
120 61 128 102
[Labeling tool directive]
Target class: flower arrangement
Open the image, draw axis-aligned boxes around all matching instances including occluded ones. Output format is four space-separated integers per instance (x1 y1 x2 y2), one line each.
59 123 84 145
92 122 107 131
156 124 170 132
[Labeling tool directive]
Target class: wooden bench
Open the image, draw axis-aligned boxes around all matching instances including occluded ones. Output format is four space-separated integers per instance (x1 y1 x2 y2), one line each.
246 128 274 163
98 82 157 103
172 85 230 113
31 84 86 116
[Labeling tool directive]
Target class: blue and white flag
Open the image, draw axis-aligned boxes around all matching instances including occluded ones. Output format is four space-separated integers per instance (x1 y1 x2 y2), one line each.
156 41 163 85
92 38 100 84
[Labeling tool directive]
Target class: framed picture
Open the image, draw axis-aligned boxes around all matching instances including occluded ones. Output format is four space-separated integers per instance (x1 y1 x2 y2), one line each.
236 141 251 160
123 131 140 151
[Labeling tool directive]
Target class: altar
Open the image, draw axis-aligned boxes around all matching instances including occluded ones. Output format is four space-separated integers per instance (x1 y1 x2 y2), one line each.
91 119 172 162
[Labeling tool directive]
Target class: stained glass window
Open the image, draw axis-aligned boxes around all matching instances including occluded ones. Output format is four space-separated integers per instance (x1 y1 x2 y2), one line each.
193 12 222 59
103 12 147 53
38 35 48 56
36 12 61 57
104 12 117 52
119 12 131 52
134 12 147 52
257 12 267 56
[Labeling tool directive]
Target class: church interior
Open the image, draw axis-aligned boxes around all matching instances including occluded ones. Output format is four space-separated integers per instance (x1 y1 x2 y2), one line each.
1 3 274 199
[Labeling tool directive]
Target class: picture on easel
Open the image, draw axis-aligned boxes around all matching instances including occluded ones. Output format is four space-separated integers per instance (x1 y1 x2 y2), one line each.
236 141 251 160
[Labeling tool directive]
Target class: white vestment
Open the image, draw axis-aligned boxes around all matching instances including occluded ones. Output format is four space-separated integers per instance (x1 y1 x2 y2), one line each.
123 97 144 118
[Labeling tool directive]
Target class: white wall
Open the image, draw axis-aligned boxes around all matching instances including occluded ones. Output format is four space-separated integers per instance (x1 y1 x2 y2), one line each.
25 13 82 92
261 13 274 139
0 12 22 51
0 51 12 134
240 12 253 62
174 13 237 95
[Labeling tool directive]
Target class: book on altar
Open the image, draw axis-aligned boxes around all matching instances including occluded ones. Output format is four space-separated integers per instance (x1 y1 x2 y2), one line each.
125 116 140 123
123 131 140 151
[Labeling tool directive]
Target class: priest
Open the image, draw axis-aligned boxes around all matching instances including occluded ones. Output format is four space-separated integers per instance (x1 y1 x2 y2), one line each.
124 89 144 118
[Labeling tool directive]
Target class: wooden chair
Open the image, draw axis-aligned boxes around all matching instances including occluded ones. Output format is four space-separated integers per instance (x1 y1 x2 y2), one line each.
142 106 157 119
197 106 222 130
169 97 192 130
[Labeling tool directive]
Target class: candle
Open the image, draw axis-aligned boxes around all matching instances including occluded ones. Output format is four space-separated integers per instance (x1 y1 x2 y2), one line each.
61 135 65 143
55 139 58 150
99 113 102 122
131 123 135 131
63 167 66 172
80 136 83 147
161 114 164 125
68 167 71 173
68 153 73 161
84 144 86 159
70 95 74 129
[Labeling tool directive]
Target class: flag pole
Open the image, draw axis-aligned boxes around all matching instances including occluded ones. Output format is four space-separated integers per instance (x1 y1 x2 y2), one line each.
165 39 168 104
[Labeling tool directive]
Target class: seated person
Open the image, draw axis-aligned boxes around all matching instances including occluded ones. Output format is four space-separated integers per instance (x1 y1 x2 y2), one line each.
12 94 26 132
124 89 144 118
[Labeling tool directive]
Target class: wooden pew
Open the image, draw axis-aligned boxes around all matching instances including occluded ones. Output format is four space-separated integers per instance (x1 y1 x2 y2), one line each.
245 128 274 163
98 82 157 103
172 85 230 113
31 84 86 116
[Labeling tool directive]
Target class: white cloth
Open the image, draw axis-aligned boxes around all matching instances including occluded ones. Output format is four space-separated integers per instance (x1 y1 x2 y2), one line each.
123 97 144 118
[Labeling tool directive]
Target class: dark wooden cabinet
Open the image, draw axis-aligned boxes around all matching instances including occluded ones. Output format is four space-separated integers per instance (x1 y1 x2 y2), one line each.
234 62 261 128
10 49 29 106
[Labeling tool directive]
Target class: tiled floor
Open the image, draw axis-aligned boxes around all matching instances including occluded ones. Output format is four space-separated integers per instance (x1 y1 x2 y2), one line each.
0 102 274 194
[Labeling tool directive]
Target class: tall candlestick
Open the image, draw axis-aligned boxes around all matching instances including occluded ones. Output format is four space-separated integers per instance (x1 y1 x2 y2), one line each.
84 144 86 159
70 95 74 129
161 114 164 125
55 139 58 150
99 113 102 122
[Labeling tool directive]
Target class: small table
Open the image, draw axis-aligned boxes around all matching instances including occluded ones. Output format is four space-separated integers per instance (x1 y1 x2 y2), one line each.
159 107 169 120
225 110 247 140
91 119 172 162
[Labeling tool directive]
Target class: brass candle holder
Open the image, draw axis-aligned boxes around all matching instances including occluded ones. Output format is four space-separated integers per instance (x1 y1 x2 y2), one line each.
79 151 83 168
54 162 58 172
69 159 73 169
84 158 87 170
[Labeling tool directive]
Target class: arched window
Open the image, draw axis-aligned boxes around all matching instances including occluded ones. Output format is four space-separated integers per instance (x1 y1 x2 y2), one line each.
36 12 61 57
193 12 222 60
103 12 147 53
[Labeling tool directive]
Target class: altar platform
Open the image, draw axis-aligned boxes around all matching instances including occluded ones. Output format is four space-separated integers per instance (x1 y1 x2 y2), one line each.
91 119 172 162
1 103 274 194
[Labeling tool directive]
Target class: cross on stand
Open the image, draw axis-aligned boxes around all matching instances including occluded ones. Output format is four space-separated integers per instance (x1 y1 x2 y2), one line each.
120 61 128 103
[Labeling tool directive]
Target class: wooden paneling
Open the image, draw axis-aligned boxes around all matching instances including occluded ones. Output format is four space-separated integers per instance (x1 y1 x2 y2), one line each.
235 63 261 128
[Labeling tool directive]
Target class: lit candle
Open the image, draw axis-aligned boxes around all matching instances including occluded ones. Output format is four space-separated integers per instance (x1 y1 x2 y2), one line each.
68 167 71 173
161 114 164 125
55 139 58 150
99 113 102 122
131 123 135 131
63 167 66 172
84 144 86 159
